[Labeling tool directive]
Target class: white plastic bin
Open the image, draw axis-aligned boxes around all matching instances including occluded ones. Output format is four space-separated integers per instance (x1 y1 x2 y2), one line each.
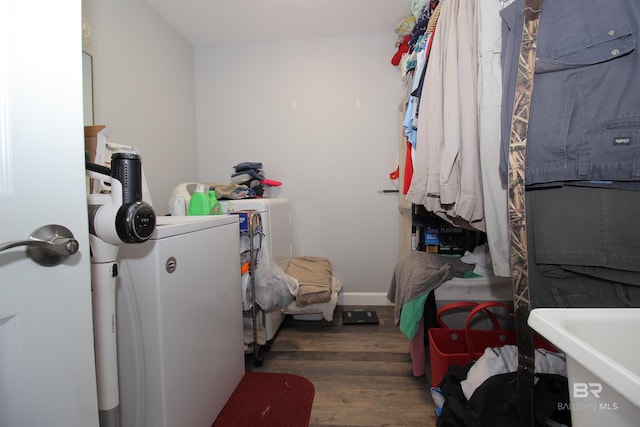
434 275 513 328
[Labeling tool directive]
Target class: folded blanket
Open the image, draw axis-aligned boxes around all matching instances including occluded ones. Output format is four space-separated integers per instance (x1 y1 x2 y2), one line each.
286 256 333 307
208 183 255 200
283 277 343 321
231 169 265 183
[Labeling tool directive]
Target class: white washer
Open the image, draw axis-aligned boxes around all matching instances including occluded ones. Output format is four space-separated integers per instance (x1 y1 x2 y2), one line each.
223 198 293 342
116 215 244 427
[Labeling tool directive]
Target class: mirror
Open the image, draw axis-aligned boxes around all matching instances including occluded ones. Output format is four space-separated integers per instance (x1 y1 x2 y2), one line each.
82 52 94 126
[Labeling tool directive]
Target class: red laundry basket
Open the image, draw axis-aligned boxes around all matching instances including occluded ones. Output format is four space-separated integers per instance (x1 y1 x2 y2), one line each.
428 301 556 388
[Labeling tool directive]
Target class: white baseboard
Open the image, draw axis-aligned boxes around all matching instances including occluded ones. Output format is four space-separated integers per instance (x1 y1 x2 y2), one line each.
338 292 394 307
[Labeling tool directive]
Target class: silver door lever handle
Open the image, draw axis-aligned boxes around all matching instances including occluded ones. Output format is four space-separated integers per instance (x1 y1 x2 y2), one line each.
0 225 79 266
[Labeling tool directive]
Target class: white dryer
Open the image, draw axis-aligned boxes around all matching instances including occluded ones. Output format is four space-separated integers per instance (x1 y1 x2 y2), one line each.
116 215 244 427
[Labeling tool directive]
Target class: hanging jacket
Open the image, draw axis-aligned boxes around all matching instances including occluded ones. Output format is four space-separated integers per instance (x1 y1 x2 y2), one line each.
499 0 640 189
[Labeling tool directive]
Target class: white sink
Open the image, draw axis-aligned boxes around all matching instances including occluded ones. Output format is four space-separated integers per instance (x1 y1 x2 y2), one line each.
529 308 640 426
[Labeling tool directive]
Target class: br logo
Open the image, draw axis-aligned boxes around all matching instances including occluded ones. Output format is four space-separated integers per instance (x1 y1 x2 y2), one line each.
573 382 603 399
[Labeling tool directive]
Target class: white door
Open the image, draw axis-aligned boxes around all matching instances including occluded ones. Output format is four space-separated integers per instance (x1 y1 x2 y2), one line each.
0 1 99 426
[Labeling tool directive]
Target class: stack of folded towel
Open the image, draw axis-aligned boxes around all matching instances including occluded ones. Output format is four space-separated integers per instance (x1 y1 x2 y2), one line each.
230 162 282 197
231 162 264 185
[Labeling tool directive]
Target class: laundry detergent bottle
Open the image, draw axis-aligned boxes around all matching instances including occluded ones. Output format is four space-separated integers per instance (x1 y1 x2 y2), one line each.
187 183 211 216
209 190 222 215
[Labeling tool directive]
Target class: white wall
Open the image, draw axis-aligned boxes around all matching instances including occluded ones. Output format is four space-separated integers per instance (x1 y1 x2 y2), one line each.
83 0 198 213
195 34 403 297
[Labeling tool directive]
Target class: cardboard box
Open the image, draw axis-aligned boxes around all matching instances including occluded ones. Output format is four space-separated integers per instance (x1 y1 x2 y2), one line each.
230 210 252 232
425 226 440 253
84 125 106 163
424 226 473 255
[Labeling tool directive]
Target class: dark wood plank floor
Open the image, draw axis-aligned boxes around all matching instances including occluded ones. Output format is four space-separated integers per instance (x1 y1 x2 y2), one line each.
246 305 438 427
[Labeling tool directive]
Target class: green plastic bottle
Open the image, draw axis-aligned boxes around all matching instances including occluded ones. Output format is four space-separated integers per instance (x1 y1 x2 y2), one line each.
187 184 211 216
209 190 222 215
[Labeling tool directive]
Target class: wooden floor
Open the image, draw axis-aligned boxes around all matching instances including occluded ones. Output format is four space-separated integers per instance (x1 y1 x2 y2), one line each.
246 305 438 427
